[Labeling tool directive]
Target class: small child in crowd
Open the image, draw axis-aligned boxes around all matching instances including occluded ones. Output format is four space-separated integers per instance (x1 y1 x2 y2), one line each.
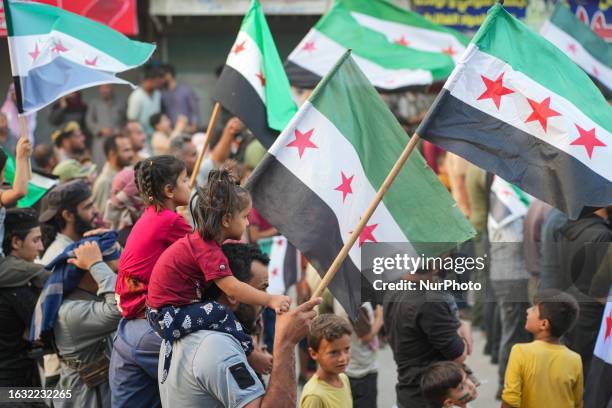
146 169 290 381
421 361 478 408
501 289 583 408
117 155 192 319
300 314 353 408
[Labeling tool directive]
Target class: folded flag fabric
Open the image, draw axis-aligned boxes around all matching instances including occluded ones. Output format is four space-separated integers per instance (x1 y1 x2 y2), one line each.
417 4 612 220
258 236 299 295
584 288 612 408
540 3 611 97
285 0 468 92
2 148 58 207
3 0 155 114
215 0 297 148
488 176 531 230
248 51 474 318
30 231 120 342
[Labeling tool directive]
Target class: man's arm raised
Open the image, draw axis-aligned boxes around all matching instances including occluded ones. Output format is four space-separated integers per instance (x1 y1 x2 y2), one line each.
245 297 322 408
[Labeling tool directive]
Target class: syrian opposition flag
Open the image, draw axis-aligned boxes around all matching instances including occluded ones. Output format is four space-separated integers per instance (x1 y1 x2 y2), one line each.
285 0 468 92
417 4 612 220
247 52 475 318
541 3 611 97
488 176 531 230
585 289 612 408
3 0 154 114
258 236 299 296
2 148 58 207
214 0 297 149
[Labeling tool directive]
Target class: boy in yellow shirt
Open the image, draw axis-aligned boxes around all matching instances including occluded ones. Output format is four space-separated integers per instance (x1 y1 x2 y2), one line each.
300 314 353 408
502 289 583 408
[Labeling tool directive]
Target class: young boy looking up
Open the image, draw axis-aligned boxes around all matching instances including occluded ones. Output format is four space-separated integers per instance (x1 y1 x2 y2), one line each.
300 314 353 408
502 289 583 408
421 361 478 408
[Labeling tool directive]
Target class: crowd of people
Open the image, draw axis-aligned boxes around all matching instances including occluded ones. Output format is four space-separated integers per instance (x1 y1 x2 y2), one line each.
0 62 610 408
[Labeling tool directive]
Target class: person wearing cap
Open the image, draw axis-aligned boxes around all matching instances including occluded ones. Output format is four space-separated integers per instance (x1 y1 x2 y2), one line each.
40 180 101 265
0 208 49 390
52 159 97 185
51 121 86 162
92 134 134 215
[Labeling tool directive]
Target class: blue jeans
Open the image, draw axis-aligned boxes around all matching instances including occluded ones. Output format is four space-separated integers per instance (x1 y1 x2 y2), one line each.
109 318 161 408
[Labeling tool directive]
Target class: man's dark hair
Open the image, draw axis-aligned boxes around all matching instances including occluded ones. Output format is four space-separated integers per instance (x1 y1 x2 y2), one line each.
103 134 124 158
33 144 55 169
162 63 176 78
3 208 39 256
533 289 579 338
205 244 269 301
143 65 164 80
307 314 352 352
420 361 465 404
149 112 164 129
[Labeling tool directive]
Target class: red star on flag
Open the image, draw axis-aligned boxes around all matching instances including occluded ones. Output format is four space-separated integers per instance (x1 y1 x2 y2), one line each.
28 43 40 61
604 310 612 342
51 40 68 53
592 66 600 77
524 96 561 132
287 128 318 158
276 238 283 247
567 43 577 54
271 267 279 277
302 41 316 52
394 35 410 46
233 40 246 55
442 45 456 57
335 172 354 202
570 124 607 159
85 56 98 66
256 71 266 87
477 72 514 110
357 223 378 247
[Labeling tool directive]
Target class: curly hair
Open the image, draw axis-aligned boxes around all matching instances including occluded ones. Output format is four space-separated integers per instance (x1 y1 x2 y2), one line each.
192 167 251 242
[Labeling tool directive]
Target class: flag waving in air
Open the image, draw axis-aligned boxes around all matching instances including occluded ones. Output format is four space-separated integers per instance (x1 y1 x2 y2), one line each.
3 0 155 114
215 0 297 149
540 3 611 97
247 51 474 318
286 0 468 92
418 4 612 220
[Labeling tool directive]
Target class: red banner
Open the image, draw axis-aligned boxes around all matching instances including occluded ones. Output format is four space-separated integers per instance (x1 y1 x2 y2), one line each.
0 0 138 37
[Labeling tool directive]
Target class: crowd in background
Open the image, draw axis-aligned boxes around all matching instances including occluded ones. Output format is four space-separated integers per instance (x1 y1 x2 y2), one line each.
0 62 610 408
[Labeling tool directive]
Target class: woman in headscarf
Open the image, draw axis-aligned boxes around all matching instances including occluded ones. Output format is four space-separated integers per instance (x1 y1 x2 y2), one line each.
0 83 37 143
103 167 144 247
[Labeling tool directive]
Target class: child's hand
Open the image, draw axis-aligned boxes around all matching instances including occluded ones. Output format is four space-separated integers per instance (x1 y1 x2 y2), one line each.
268 294 291 314
16 137 32 159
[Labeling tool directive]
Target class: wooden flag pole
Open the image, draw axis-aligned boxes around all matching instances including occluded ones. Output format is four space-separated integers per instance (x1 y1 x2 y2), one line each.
17 115 32 180
189 102 222 189
311 132 422 299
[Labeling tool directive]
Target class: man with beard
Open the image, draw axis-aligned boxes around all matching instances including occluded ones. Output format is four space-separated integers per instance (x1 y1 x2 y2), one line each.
92 134 134 213
51 121 86 162
125 120 149 164
158 243 321 407
38 180 102 387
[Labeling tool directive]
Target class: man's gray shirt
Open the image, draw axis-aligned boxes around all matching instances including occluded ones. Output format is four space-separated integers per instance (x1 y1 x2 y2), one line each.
158 330 264 408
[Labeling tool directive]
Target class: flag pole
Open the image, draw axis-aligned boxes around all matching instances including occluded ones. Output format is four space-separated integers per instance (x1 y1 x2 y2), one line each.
189 102 222 189
311 132 422 299
17 115 32 179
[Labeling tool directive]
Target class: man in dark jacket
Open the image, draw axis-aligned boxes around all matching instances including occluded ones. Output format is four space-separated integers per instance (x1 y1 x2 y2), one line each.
558 206 612 376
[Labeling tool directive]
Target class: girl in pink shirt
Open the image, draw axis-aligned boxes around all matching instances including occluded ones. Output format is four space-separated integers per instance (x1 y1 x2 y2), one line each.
116 155 192 319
